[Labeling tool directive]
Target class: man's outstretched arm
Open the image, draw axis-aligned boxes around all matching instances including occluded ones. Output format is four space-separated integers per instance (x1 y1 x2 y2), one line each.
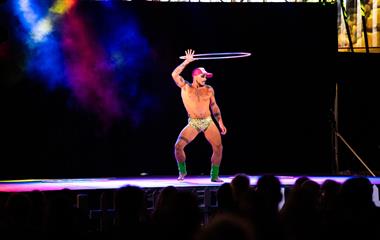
171 49 194 88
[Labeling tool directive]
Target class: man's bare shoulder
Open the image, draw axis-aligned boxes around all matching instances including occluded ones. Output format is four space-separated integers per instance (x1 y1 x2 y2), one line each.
205 85 214 93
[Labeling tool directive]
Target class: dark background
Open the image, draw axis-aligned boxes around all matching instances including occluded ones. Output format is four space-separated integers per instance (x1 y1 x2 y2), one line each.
0 2 342 179
337 53 380 176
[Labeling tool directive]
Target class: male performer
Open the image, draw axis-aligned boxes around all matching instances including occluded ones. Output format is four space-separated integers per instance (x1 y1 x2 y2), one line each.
171 49 227 182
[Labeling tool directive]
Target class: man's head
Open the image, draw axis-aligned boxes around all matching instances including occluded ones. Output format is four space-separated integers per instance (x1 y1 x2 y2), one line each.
192 67 213 86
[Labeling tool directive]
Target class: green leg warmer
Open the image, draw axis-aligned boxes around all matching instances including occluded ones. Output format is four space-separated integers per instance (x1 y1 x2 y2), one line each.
177 161 187 175
210 164 220 180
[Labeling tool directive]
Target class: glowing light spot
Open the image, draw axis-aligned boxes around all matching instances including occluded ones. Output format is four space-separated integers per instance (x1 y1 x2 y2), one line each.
18 0 38 25
32 18 53 42
50 0 76 15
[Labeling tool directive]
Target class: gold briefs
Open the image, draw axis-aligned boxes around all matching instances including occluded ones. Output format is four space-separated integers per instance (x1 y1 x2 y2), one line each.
188 116 213 132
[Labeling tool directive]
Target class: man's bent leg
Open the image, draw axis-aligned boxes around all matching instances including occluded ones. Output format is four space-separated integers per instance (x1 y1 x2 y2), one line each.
204 123 224 182
174 126 199 181
175 137 188 180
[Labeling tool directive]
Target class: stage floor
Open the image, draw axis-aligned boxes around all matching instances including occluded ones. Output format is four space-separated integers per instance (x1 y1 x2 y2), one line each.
1 175 380 192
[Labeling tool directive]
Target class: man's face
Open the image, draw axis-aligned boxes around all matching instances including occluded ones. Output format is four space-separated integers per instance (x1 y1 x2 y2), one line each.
196 73 207 86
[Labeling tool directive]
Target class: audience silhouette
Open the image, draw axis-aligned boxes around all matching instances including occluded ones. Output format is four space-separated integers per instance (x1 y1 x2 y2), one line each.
0 175 379 240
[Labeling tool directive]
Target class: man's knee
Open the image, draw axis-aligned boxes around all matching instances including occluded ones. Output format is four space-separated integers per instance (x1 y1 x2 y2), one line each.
213 144 223 153
175 137 189 150
175 142 184 151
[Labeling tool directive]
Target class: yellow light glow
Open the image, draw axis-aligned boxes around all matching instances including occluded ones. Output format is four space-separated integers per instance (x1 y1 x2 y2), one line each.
50 0 76 15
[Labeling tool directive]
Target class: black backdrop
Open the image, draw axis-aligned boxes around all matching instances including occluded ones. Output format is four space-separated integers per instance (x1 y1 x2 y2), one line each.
0 2 337 179
337 54 380 175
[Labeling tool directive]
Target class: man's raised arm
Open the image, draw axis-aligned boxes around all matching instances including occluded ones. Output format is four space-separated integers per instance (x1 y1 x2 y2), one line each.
171 49 195 88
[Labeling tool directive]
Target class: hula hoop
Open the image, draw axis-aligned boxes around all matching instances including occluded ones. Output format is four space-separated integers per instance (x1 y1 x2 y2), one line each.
179 52 251 60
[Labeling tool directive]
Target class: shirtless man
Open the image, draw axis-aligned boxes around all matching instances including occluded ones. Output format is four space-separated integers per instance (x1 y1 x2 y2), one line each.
171 49 227 182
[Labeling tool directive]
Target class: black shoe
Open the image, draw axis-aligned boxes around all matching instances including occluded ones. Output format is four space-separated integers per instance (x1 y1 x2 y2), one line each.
211 177 223 182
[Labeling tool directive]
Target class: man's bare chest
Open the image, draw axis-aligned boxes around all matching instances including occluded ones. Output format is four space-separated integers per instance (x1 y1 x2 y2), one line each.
184 88 210 102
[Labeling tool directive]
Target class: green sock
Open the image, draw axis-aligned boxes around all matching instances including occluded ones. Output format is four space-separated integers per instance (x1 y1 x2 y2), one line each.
210 164 220 180
177 161 187 175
